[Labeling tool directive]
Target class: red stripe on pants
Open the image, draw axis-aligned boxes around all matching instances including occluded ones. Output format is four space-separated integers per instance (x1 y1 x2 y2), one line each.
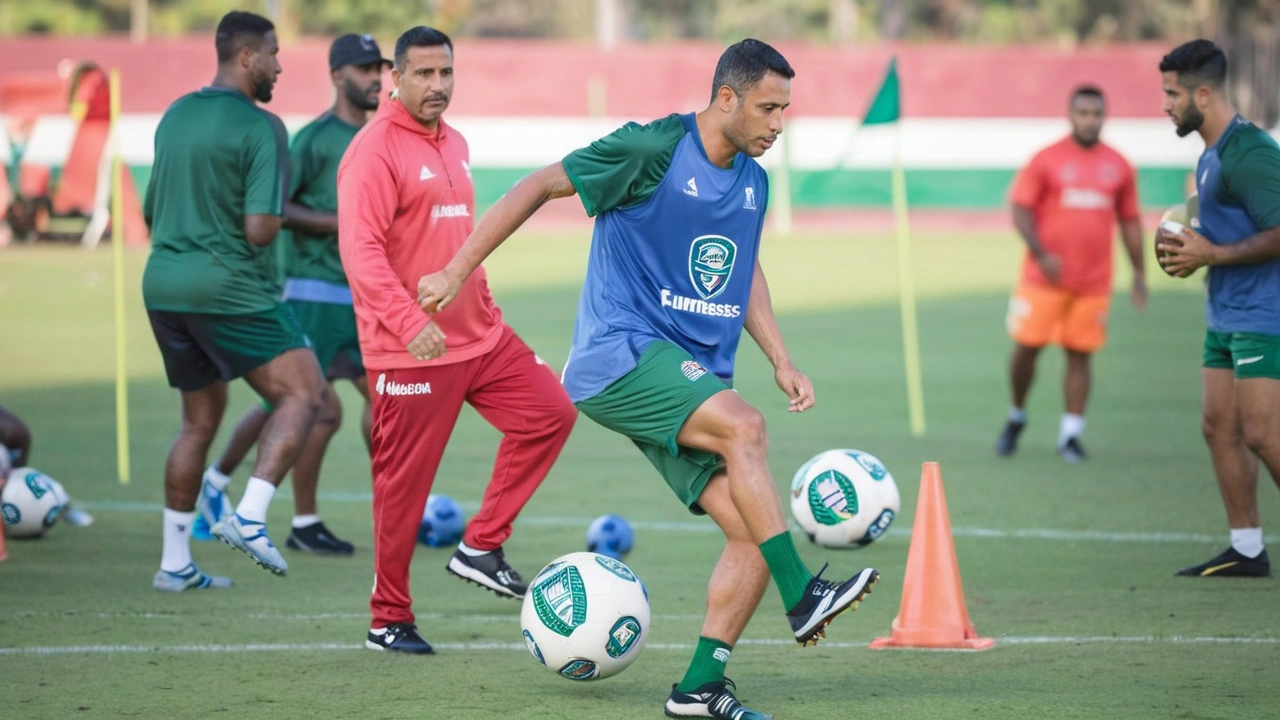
367 325 576 627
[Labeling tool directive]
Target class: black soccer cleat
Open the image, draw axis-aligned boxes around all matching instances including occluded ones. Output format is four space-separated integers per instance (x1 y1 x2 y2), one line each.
365 622 434 654
787 565 879 646
286 521 355 555
446 546 527 599
1058 436 1087 464
995 419 1026 457
1176 546 1271 577
665 678 772 720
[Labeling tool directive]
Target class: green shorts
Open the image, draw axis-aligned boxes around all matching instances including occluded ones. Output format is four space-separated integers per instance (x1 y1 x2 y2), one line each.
147 304 309 392
575 341 731 515
289 300 363 381
1203 330 1280 379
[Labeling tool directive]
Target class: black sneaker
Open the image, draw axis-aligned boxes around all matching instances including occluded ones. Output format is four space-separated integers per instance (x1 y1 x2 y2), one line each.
286 521 355 555
786 565 879 646
995 419 1026 457
446 546 526 599
665 678 772 720
1058 436 1087 464
365 622 434 654
1176 546 1271 577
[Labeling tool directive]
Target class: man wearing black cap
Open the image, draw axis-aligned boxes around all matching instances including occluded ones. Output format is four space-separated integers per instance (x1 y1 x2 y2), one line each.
197 33 392 557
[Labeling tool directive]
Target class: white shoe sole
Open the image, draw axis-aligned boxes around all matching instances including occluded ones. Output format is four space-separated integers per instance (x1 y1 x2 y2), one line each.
792 567 878 644
446 556 522 599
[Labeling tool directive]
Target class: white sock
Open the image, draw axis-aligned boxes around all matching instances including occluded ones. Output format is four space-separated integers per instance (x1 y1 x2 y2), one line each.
161 508 195 572
203 465 232 492
1058 413 1085 447
458 540 489 557
292 514 320 529
235 476 276 524
1230 528 1265 559
1008 407 1026 424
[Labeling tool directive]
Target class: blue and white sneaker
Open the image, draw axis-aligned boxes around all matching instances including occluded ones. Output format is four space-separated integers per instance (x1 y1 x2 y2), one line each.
152 563 233 592
213 514 288 576
194 478 232 542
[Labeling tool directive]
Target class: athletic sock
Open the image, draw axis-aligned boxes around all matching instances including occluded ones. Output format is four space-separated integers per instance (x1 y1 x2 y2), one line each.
677 636 732 692
759 531 813 612
1058 413 1085 447
458 541 491 556
1230 527 1265 559
203 465 232 492
291 514 320 529
234 477 276 524
160 508 195 572
1008 407 1026 424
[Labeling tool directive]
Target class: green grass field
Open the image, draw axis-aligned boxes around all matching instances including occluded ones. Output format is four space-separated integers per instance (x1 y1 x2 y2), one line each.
1 226 1277 719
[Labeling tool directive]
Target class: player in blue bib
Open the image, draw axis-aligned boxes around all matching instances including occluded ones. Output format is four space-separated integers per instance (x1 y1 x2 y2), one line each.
420 39 878 720
1156 40 1280 578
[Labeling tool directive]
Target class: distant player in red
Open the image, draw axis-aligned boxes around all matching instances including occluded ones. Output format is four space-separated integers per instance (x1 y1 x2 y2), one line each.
337 26 577 655
996 85 1147 462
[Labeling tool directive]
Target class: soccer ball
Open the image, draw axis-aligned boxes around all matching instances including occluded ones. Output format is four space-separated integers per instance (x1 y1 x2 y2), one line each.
1158 194 1199 279
419 494 466 547
790 449 899 549
586 514 634 559
520 552 650 681
2 467 65 538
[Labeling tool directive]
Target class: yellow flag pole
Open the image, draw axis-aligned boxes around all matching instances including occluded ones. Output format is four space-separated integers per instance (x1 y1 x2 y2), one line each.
110 68 131 484
892 119 926 437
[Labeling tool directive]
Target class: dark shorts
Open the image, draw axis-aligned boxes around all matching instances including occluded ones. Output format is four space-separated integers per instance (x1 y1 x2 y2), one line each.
289 300 363 381
575 341 731 515
1203 330 1280 380
147 305 310 392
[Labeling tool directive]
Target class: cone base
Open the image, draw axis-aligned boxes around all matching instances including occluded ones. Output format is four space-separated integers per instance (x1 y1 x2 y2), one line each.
869 634 996 650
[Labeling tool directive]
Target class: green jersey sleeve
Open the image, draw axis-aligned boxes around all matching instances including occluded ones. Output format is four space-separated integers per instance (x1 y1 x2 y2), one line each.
562 114 686 217
1226 143 1280 230
243 112 290 216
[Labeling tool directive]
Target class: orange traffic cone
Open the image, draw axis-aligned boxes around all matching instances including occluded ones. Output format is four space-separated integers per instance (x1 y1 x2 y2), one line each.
869 462 994 650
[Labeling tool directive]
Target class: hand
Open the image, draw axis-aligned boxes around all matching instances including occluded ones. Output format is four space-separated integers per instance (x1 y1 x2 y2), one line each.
1034 252 1063 284
1157 225 1215 277
418 268 463 313
1130 274 1148 310
775 365 815 413
406 321 447 361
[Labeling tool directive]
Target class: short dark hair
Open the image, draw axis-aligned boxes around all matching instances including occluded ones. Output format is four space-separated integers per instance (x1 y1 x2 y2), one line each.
1071 84 1104 104
215 11 274 65
394 26 453 72
1159 39 1228 90
710 38 795 102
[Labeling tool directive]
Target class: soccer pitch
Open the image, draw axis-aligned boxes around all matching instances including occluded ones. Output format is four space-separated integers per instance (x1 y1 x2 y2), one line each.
1 226 1277 719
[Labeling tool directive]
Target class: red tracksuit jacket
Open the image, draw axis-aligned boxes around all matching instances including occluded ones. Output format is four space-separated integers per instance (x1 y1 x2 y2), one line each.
337 98 504 371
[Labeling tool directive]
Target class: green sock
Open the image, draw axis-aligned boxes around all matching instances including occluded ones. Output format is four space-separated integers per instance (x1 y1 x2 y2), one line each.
759 531 813 611
677 636 733 692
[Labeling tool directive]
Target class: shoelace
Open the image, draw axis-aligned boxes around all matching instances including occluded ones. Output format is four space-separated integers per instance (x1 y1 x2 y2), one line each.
809 563 839 596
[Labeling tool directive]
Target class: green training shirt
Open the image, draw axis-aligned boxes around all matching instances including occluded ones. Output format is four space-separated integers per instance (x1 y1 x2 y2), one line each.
142 86 289 314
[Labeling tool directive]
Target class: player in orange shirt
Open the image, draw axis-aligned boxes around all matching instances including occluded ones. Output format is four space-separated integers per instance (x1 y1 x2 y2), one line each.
996 86 1147 462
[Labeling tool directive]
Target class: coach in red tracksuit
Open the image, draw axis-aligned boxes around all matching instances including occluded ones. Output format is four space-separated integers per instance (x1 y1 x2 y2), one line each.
337 26 577 655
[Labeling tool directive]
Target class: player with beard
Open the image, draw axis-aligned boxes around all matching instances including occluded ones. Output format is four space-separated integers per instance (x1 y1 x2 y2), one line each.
1156 40 1280 578
994 85 1146 463
197 34 393 557
143 10 323 588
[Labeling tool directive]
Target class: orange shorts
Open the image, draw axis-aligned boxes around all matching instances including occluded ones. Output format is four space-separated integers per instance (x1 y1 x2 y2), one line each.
1006 282 1111 353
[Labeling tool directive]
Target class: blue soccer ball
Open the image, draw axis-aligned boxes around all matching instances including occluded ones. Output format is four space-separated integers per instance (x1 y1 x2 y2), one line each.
419 494 466 547
586 514 634 559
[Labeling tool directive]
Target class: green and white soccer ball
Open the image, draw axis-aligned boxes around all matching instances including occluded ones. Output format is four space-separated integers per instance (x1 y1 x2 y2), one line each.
520 551 650 681
790 449 900 549
2 467 66 538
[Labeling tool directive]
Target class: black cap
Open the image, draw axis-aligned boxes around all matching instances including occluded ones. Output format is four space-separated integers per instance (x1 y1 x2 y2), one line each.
329 34 391 71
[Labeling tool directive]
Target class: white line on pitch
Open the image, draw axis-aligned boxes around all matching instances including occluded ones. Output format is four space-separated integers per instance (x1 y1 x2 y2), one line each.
4 611 706 623
3 636 1278 656
71 503 1276 544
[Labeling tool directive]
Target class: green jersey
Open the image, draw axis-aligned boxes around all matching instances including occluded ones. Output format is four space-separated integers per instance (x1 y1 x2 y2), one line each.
285 112 358 286
142 86 289 314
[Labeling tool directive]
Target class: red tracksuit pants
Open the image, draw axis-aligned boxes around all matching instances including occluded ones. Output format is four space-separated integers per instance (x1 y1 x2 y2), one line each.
367 325 576 627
